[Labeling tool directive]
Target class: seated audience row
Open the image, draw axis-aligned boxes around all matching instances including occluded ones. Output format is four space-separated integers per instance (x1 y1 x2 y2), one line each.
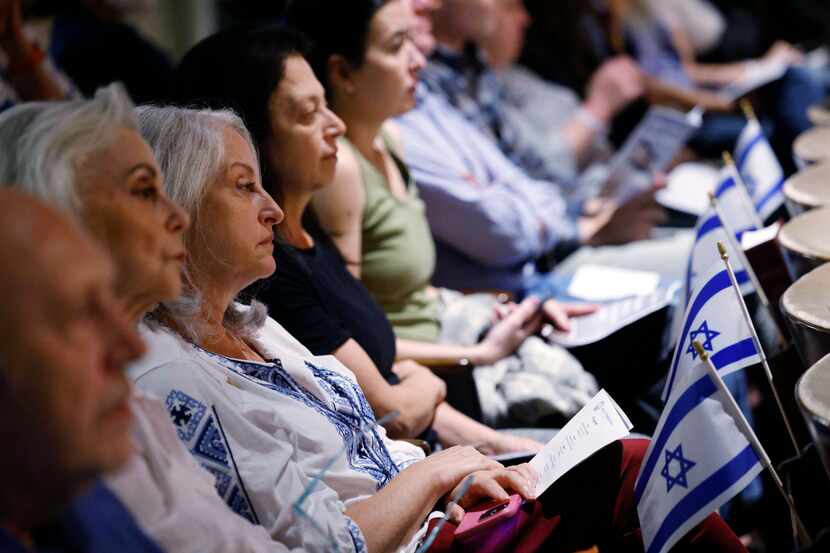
0 2 753 551
6 0 822 548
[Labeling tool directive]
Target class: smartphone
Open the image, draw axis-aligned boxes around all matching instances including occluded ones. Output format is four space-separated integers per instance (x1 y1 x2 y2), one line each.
454 494 524 542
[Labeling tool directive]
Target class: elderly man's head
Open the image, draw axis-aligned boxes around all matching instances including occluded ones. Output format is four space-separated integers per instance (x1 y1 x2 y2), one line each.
0 189 145 527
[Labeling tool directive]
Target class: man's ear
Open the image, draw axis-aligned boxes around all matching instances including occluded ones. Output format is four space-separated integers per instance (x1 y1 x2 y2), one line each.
327 54 357 95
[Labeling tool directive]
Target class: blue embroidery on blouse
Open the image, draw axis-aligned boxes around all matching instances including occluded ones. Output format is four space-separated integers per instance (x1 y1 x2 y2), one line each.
228 484 257 524
205 352 399 489
166 390 207 441
346 517 369 553
202 465 232 497
164 390 258 524
194 416 230 465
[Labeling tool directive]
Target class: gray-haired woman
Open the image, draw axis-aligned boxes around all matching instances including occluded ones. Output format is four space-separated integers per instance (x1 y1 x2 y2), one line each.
0 87 302 553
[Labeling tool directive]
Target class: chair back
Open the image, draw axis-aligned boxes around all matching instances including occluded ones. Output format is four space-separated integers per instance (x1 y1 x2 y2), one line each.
778 207 830 281
796 353 830 482
784 162 830 216
794 127 830 170
781 263 830 369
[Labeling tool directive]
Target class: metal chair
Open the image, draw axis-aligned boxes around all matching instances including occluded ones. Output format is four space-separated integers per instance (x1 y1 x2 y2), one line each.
781 263 830 369
784 162 830 216
777 207 830 281
796 353 830 483
793 127 830 170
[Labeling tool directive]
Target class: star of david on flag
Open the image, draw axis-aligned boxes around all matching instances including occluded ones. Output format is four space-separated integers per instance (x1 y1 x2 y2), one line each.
686 321 720 359
663 259 761 402
636 357 764 553
661 444 696 493
735 118 785 221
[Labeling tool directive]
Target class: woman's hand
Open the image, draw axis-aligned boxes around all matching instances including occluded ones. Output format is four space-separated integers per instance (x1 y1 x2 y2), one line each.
542 300 599 333
762 40 804 67
475 298 544 365
393 360 446 406
444 464 540 523
415 445 505 498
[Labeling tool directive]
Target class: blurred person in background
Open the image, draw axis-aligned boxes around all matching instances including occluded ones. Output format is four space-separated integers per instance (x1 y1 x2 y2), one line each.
0 0 76 111
521 0 822 171
426 0 645 199
27 0 173 103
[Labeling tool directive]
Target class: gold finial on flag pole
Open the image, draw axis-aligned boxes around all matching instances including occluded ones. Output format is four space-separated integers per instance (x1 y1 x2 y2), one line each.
692 341 709 361
722 151 736 167
740 99 757 121
717 241 728 260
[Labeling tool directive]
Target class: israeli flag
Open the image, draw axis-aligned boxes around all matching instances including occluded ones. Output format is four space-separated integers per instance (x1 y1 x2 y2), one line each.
664 260 761 402
735 119 785 221
636 358 764 553
678 167 759 311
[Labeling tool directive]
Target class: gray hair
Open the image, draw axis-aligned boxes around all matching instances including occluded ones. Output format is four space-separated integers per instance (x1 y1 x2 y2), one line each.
136 105 268 341
0 84 136 213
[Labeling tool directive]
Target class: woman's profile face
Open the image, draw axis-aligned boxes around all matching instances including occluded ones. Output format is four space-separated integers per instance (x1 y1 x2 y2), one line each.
348 0 426 120
188 127 283 289
78 127 190 305
267 55 346 191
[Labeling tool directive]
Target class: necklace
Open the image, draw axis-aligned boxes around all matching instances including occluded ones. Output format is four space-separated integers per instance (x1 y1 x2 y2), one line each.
202 327 265 363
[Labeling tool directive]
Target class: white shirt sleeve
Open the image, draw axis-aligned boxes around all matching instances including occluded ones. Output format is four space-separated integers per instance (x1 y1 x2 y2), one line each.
134 359 369 553
108 394 307 553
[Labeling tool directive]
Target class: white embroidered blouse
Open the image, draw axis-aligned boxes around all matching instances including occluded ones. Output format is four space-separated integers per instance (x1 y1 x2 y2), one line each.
128 315 427 553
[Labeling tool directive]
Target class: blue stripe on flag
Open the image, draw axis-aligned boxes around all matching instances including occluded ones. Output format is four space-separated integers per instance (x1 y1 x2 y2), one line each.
736 134 764 171
646 445 759 553
715 177 735 199
665 270 750 399
711 338 757 369
754 175 785 214
636 374 717 502
695 214 721 242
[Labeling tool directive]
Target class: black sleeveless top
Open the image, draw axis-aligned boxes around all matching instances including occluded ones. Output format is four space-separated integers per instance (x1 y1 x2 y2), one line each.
257 228 399 385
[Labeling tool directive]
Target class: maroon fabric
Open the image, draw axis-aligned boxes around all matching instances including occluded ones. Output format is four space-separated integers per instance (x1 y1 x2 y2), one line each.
425 439 747 553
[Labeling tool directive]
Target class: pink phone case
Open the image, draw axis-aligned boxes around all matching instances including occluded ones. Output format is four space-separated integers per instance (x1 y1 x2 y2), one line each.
454 494 523 542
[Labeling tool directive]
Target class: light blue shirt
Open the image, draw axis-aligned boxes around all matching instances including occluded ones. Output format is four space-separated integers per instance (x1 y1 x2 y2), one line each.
396 86 580 294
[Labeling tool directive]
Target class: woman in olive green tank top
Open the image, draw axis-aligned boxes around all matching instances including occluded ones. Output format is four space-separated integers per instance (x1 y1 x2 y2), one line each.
306 0 599 427
342 133 442 343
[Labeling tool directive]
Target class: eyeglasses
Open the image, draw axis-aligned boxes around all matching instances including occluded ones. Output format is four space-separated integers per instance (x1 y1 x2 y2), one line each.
292 410 401 552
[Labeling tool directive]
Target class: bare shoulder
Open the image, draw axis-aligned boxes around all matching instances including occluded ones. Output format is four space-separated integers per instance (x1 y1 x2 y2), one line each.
381 120 404 155
312 145 364 235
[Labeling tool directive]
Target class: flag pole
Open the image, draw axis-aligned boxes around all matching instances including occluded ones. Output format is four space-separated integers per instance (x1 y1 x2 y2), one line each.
716 240 800 456
722 151 764 229
693 341 811 547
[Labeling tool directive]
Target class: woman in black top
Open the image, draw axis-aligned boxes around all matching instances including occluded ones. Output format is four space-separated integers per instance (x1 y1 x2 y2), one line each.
263 220 398 384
